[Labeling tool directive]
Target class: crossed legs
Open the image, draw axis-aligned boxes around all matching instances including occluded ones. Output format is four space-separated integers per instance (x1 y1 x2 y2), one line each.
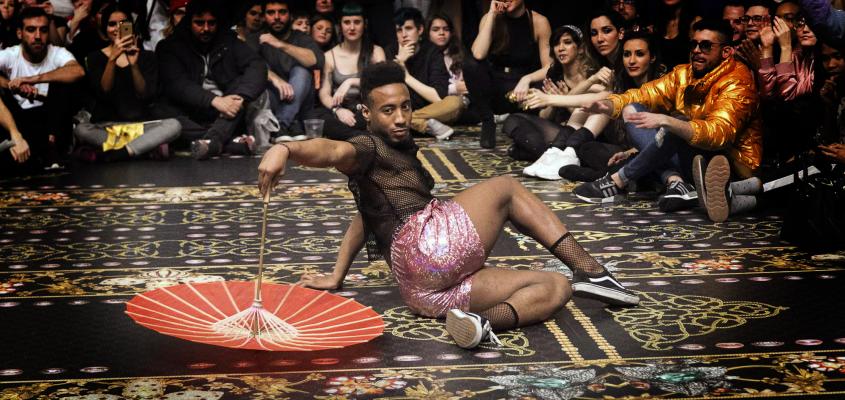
451 176 609 328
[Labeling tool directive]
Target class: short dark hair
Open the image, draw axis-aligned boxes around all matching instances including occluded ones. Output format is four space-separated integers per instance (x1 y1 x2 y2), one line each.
262 0 289 8
394 7 423 28
18 6 48 27
746 0 774 12
186 0 222 18
692 18 734 43
360 61 406 105
723 1 745 10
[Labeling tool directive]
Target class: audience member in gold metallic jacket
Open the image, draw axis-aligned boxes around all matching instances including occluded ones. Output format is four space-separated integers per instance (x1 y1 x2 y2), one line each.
607 56 762 178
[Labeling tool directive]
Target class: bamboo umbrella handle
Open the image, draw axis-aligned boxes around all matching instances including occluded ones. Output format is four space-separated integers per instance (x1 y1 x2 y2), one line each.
254 190 272 302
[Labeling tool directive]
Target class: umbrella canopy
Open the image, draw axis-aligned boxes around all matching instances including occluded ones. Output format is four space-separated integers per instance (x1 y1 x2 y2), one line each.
126 281 384 351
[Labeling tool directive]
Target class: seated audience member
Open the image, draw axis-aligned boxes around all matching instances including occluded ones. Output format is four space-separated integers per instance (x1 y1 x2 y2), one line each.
758 11 822 164
161 0 187 39
313 2 385 140
0 6 85 164
428 13 470 112
67 0 115 63
723 1 746 45
515 10 625 179
249 0 324 142
18 0 66 46
574 19 763 221
610 0 648 33
235 0 263 41
156 0 267 160
522 31 667 183
800 0 845 47
291 8 310 33
74 4 180 161
0 0 19 48
387 7 463 140
736 0 772 70
310 12 334 51
654 0 697 69
314 0 333 15
503 25 598 162
464 0 552 148
819 43 845 145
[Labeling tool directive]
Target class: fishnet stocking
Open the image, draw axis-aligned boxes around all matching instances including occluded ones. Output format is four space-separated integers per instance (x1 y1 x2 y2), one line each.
548 232 607 277
478 302 519 331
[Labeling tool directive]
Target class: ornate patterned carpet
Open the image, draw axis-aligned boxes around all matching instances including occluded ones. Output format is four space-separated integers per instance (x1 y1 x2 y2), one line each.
1 131 844 399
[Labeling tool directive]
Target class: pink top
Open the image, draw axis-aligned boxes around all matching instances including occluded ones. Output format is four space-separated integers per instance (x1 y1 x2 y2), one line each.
758 49 815 101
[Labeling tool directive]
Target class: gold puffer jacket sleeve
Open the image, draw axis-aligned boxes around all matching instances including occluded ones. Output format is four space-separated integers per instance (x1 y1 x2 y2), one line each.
608 59 762 177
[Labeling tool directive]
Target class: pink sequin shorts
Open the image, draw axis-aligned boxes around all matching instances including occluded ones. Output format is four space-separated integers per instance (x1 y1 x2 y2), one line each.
390 199 486 318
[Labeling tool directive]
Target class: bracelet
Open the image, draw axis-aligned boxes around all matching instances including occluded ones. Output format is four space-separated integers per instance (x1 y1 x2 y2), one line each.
278 143 292 153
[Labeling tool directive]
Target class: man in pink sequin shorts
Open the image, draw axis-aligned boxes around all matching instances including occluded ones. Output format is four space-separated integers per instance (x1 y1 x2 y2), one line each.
258 62 639 349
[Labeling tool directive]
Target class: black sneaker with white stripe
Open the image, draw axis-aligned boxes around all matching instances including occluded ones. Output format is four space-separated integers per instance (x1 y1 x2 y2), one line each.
657 180 698 212
445 309 502 349
571 272 640 306
573 174 626 203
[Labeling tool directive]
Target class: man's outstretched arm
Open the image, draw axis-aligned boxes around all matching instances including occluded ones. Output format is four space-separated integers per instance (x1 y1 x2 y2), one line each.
298 213 365 290
258 139 357 197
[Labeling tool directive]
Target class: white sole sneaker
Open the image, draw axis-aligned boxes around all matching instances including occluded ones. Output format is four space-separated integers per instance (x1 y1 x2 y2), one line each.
572 279 640 306
445 309 484 349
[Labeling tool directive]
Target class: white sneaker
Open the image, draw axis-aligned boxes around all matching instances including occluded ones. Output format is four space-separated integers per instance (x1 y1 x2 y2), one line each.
272 135 294 143
426 119 454 141
534 147 581 180
523 148 560 177
445 309 502 349
494 114 510 124
291 134 307 141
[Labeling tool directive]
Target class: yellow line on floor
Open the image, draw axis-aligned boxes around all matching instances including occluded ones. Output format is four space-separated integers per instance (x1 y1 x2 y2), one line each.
417 151 443 182
567 302 622 360
430 148 467 182
544 320 585 362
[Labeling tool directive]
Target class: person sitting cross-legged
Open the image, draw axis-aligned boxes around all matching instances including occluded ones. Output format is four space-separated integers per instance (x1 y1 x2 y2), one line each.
156 0 268 160
573 19 763 216
257 61 639 350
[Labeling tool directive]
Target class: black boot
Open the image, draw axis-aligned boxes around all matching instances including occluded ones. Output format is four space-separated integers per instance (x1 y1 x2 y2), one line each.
480 120 496 149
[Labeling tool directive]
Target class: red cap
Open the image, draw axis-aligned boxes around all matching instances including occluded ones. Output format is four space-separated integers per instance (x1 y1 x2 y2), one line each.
170 0 189 13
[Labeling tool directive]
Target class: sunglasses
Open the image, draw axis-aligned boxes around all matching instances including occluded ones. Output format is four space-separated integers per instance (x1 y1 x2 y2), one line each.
107 19 129 27
741 15 770 24
689 39 722 53
794 18 808 29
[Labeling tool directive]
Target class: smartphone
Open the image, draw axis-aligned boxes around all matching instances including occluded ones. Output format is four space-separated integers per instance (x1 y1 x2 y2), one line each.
119 21 133 39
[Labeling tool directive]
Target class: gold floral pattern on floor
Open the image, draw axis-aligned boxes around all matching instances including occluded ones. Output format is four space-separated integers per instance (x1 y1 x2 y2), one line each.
608 291 788 350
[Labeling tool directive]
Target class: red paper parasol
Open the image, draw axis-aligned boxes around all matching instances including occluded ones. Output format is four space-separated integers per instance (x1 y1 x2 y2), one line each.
125 192 384 351
125 281 383 351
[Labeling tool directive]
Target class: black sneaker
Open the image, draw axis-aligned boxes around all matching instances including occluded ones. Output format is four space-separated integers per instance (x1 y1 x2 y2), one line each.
573 174 626 203
445 309 502 349
657 180 698 212
571 272 640 306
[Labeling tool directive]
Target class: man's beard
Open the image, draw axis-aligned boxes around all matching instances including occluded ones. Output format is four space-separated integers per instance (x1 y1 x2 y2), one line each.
271 21 290 38
22 41 46 61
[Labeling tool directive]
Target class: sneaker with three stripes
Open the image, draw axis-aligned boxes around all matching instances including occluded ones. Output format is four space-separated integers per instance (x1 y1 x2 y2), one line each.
573 173 626 203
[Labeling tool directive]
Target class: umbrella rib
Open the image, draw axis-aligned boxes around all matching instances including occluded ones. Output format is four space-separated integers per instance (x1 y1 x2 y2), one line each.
220 280 244 314
159 286 225 321
184 281 232 319
126 310 216 330
269 283 297 316
296 314 384 333
293 301 370 328
290 297 354 325
127 300 216 325
280 289 327 321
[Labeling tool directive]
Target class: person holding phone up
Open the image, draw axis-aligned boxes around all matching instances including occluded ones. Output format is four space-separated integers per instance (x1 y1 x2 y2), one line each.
74 4 180 162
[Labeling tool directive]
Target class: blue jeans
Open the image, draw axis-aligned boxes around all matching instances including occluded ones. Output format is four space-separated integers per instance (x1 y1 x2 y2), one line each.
269 65 314 129
622 103 682 184
618 131 715 186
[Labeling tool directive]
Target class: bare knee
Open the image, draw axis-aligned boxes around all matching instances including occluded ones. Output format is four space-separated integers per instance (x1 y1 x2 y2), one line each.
536 273 570 320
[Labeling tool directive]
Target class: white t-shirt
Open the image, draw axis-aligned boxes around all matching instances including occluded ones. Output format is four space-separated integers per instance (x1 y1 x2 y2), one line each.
0 45 76 109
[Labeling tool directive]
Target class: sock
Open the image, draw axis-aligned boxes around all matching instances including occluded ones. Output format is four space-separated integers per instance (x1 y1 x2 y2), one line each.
549 125 576 150
730 177 763 195
547 231 607 277
478 302 519 331
730 194 757 215
564 127 595 149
